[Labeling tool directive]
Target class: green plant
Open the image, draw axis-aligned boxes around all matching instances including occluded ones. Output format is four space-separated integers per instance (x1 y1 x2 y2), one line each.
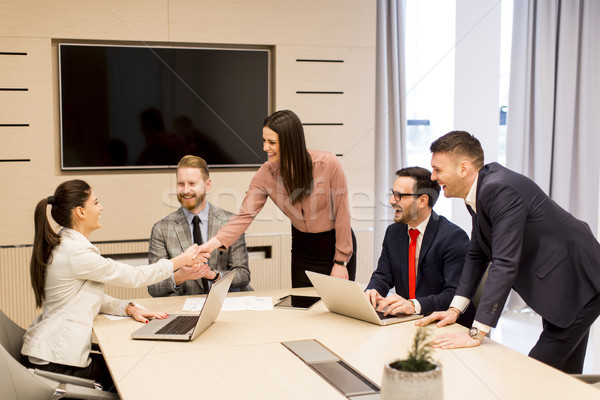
390 327 437 372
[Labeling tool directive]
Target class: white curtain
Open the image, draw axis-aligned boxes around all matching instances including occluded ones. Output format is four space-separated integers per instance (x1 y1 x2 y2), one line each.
374 0 407 267
506 0 600 373
507 0 600 234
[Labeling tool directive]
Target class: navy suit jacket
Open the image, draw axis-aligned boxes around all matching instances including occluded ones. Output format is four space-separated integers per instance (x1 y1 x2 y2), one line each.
367 211 474 325
459 163 600 328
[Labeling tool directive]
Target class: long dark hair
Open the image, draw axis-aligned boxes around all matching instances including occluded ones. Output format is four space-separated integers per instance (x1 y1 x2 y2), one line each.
31 180 91 307
263 110 313 204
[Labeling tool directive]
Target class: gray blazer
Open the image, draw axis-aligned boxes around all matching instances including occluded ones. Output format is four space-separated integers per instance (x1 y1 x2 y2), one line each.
147 204 250 297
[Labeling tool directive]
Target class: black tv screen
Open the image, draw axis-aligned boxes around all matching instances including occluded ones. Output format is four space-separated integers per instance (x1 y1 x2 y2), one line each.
59 43 270 170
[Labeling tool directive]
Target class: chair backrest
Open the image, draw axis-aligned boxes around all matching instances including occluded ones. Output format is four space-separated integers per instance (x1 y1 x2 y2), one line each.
0 309 118 400
0 333 60 399
0 309 26 360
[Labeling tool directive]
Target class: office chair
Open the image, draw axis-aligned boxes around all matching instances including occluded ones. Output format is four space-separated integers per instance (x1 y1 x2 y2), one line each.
0 309 118 399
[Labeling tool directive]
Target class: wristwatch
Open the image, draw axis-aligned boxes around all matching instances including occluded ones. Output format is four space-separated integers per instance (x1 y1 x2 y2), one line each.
468 326 486 342
209 270 221 282
333 260 348 267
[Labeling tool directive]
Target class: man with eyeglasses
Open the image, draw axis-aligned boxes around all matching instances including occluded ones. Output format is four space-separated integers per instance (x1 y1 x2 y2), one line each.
365 166 475 327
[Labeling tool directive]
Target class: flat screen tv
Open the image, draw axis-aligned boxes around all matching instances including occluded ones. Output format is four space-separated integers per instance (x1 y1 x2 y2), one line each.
59 43 270 170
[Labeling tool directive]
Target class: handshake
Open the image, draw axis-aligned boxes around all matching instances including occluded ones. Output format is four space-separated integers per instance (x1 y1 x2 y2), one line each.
171 242 217 284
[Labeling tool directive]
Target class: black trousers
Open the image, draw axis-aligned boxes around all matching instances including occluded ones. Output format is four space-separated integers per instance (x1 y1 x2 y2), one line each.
291 225 356 288
22 352 116 392
528 293 600 373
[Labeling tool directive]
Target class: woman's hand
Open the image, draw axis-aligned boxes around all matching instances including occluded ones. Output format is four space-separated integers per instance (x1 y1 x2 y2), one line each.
126 304 168 324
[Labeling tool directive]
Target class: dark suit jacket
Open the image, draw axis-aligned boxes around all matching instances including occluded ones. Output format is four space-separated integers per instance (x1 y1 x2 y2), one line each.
147 204 250 297
367 211 474 326
458 162 600 328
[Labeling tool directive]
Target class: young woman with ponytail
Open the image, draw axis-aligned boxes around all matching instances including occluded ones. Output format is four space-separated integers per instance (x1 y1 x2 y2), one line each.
22 179 207 392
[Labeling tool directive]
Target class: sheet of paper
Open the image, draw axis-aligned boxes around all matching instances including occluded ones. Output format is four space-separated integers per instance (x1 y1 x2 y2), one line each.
183 296 273 312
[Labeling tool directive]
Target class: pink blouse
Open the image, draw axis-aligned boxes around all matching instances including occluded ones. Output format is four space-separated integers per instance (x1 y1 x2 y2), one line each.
215 150 353 262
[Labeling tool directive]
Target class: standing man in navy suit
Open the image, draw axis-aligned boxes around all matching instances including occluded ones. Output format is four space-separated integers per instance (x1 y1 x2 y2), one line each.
365 167 474 327
418 130 600 373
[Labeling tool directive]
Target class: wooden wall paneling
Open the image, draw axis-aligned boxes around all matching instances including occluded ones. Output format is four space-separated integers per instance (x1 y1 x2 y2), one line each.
169 0 375 47
0 0 377 248
0 246 37 329
0 0 169 42
274 45 376 230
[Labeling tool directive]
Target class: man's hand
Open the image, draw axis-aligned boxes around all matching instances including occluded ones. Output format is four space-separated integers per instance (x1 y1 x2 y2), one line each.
415 309 459 327
173 263 211 285
364 289 384 308
330 264 349 280
376 294 415 316
432 332 483 349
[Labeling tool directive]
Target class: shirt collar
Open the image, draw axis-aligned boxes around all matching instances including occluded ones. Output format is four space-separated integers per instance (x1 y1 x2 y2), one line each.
182 202 210 224
408 212 431 237
465 174 479 213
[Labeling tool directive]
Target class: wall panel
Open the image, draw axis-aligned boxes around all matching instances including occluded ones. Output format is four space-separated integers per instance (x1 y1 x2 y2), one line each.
0 0 169 41
169 0 374 47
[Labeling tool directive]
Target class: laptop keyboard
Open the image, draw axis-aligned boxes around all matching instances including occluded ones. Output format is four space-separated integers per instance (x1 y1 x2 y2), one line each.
156 315 199 335
376 310 396 320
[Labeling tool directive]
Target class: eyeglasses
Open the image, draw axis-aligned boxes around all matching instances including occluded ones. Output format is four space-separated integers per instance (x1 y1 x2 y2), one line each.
389 188 423 202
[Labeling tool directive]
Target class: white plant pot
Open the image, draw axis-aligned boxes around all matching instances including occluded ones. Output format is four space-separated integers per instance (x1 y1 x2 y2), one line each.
381 362 443 400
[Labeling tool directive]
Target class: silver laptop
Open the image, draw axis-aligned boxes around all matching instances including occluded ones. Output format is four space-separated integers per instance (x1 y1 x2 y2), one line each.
131 270 235 341
306 271 422 326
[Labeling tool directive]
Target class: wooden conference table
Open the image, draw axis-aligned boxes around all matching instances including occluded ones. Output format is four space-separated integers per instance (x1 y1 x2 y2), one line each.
92 288 598 399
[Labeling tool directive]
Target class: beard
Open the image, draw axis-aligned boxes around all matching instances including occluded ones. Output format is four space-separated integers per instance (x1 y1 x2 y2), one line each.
178 192 205 211
393 206 416 224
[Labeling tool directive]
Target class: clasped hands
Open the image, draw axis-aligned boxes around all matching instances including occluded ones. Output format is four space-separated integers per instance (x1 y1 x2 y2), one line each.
174 244 213 285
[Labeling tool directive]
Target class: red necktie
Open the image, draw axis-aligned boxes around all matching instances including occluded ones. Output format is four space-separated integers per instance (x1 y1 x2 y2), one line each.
408 229 420 299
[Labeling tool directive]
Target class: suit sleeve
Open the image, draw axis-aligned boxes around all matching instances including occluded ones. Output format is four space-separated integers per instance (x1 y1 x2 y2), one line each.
416 226 469 315
460 184 528 327
220 232 251 289
147 222 179 297
100 294 130 316
366 226 394 295
69 246 172 288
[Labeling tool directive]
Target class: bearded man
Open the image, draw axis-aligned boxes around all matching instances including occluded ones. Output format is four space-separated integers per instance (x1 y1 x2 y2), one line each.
365 167 474 327
148 155 250 297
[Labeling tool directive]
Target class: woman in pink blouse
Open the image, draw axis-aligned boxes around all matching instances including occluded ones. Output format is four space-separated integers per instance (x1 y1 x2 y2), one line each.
201 110 356 287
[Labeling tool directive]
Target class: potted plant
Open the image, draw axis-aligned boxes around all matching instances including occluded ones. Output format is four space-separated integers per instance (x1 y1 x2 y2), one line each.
381 327 443 400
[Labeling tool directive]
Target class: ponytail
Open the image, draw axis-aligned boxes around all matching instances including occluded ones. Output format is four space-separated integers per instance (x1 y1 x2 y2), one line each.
30 180 91 308
30 198 60 308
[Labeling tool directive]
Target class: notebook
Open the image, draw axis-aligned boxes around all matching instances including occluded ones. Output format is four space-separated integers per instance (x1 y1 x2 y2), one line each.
131 270 235 341
305 271 422 326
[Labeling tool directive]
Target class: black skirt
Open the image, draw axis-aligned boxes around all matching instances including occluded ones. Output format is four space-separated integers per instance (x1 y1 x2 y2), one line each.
290 225 356 288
